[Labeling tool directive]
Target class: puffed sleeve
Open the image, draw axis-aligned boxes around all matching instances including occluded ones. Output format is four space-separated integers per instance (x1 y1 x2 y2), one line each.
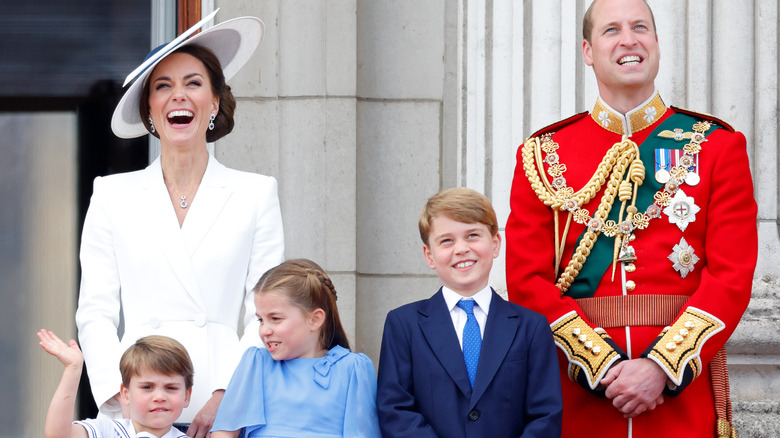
237 176 285 355
342 353 382 438
75 176 125 410
212 347 268 433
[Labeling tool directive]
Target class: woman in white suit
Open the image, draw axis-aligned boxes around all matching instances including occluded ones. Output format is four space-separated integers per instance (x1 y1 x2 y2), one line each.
75 11 283 438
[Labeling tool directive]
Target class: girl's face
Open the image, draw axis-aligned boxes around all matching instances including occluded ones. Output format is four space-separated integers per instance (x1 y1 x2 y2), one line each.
255 289 326 360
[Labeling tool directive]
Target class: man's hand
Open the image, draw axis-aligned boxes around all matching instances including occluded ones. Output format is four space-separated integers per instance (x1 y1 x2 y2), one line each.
602 358 666 418
187 390 225 438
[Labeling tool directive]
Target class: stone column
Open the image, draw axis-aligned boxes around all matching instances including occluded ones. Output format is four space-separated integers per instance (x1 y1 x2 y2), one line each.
214 0 360 342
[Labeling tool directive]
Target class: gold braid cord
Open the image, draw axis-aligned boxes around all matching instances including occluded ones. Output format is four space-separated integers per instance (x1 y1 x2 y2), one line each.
712 348 739 438
551 311 621 389
521 136 641 293
646 307 725 386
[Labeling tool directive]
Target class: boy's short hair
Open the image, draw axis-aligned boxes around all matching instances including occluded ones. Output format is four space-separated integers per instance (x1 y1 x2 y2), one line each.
418 187 499 245
119 335 194 389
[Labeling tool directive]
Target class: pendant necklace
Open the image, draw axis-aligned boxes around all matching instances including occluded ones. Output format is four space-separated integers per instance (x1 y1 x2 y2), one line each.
163 166 207 209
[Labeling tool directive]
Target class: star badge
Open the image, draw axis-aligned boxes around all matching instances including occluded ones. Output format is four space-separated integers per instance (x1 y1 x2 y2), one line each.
668 237 700 278
663 189 700 231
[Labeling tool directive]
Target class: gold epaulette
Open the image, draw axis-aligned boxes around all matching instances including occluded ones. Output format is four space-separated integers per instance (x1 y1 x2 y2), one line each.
671 106 735 132
646 307 725 386
551 311 622 389
527 112 589 140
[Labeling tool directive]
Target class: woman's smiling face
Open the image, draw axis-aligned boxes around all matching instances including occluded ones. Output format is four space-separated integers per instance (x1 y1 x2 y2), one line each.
147 52 219 147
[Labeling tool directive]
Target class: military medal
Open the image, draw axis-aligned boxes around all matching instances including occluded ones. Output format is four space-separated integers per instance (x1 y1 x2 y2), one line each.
681 151 700 186
668 237 699 278
655 149 671 183
685 171 700 186
663 189 700 231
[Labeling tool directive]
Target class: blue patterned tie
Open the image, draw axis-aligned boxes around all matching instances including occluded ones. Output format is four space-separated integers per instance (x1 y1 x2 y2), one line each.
457 299 482 387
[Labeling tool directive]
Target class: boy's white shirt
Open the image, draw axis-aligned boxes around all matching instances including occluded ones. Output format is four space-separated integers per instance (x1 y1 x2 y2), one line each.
73 417 187 438
442 285 492 348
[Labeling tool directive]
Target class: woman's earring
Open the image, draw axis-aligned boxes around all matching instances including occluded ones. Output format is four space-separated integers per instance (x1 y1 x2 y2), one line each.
148 117 155 133
208 113 216 131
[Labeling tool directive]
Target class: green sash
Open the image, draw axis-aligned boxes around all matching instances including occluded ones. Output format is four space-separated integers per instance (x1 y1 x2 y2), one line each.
565 113 718 298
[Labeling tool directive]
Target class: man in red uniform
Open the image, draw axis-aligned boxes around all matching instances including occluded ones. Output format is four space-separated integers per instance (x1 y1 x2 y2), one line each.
505 0 757 437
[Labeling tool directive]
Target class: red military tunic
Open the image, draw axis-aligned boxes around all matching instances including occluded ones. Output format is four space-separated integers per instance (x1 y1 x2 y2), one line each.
506 92 757 438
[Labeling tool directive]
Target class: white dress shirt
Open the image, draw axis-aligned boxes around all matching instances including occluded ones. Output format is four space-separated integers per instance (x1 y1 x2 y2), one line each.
442 285 492 350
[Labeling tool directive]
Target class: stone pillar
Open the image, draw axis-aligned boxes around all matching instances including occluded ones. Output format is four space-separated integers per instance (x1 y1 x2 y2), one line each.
355 0 450 358
213 0 360 342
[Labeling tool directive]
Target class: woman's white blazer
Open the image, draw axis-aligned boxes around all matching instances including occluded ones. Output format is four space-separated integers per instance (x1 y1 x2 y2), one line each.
75 154 284 422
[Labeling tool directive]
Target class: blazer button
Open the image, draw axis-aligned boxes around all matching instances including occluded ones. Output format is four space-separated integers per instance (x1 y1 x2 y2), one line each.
149 317 160 329
468 410 480 421
195 315 207 327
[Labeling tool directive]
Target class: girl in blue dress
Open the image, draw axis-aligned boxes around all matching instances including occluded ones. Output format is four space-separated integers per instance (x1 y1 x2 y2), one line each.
211 259 381 438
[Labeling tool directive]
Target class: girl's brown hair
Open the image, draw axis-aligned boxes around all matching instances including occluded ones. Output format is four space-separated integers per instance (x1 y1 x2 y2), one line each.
254 259 350 351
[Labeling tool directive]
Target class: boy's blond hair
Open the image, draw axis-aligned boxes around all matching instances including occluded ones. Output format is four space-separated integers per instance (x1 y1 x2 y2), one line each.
418 187 498 245
119 335 194 389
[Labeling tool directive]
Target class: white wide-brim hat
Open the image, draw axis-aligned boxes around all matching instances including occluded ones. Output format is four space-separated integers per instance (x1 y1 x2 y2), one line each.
111 9 264 139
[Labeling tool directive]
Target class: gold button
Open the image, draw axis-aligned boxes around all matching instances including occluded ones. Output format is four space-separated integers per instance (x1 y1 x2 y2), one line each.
624 263 636 273
584 341 593 350
578 334 587 343
666 342 677 351
679 328 689 337
572 327 581 337
592 346 601 355
673 335 684 344
685 321 695 329
626 280 636 291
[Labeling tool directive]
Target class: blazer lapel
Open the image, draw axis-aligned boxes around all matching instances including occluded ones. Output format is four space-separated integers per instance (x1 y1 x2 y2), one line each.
180 155 232 256
418 289 473 398
469 290 520 407
141 158 206 310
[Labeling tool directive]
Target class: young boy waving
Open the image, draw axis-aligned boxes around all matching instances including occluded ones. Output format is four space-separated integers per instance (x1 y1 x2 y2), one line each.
38 330 192 438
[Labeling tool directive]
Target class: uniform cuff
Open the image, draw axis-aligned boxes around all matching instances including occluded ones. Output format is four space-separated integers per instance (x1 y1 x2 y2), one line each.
642 306 724 392
551 311 626 391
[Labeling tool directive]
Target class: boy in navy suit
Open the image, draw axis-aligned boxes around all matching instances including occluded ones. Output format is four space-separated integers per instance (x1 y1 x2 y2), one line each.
377 187 562 437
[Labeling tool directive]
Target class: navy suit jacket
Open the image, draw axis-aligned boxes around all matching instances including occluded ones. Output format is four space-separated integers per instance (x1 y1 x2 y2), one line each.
377 288 562 438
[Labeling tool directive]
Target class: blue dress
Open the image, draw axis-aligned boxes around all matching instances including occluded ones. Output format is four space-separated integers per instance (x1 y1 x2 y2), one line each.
212 345 381 437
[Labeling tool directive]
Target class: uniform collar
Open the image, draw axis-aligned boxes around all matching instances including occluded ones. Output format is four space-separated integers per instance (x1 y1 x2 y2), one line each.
590 90 667 137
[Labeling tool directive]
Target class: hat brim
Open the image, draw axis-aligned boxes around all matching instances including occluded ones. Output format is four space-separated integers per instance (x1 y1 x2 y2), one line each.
111 13 264 139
